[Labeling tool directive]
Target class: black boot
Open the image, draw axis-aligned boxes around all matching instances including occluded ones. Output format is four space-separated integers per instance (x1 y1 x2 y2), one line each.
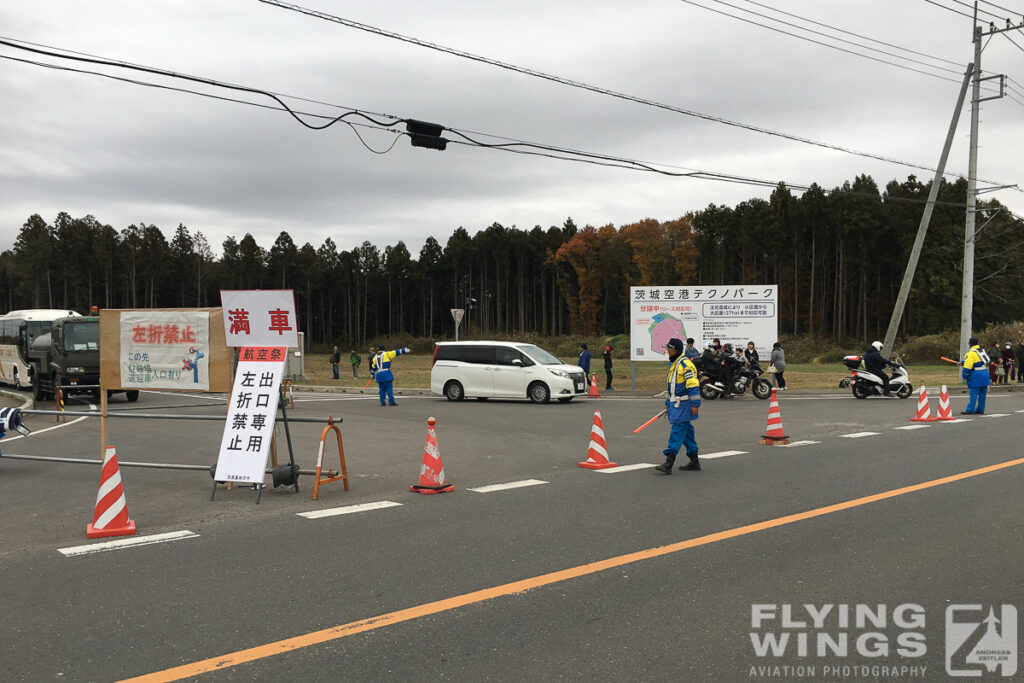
654 454 676 475
678 455 701 471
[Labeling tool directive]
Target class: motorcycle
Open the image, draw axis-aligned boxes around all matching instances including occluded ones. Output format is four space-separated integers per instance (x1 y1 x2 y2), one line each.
843 354 913 399
699 359 773 400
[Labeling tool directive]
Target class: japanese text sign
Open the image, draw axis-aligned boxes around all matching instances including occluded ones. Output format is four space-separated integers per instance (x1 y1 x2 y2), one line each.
213 347 286 484
119 311 210 390
629 285 778 361
220 290 299 348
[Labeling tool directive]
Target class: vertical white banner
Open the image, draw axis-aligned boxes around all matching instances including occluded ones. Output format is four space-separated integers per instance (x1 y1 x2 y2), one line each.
213 347 286 485
119 311 210 390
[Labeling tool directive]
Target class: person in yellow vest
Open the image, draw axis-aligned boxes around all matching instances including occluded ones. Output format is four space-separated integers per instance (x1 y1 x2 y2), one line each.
961 336 991 415
655 338 702 474
371 344 411 406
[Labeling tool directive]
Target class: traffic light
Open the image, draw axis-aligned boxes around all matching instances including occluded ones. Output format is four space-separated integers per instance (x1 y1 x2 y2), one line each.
406 119 447 151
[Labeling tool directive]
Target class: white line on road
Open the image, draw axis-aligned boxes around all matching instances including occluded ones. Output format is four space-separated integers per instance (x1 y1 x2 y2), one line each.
894 425 931 431
985 413 1010 418
595 463 657 474
778 440 820 448
59 530 198 557
1016 409 1024 413
941 418 973 423
840 432 881 438
700 450 748 460
468 479 548 493
297 500 402 519
4 399 97 442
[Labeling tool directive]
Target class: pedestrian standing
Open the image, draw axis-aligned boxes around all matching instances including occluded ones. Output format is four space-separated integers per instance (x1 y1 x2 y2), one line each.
602 344 614 390
654 338 701 474
1017 339 1024 383
330 345 341 380
744 341 759 365
1001 342 1014 383
578 343 591 378
770 342 787 390
961 336 990 415
371 344 411 406
349 349 361 379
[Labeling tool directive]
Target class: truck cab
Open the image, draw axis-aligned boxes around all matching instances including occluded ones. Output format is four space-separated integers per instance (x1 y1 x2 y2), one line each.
28 316 137 401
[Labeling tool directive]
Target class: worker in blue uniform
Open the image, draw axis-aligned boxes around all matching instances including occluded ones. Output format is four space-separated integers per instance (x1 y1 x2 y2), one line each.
961 336 991 415
371 344 411 406
655 338 702 474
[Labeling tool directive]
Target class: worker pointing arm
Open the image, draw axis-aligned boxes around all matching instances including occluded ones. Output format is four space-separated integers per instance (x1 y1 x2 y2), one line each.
371 344 411 407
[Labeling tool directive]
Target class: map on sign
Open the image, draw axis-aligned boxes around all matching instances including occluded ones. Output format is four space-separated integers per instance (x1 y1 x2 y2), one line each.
647 313 686 357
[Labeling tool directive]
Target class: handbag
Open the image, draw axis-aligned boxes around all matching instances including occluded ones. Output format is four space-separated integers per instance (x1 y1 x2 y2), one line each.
766 365 777 374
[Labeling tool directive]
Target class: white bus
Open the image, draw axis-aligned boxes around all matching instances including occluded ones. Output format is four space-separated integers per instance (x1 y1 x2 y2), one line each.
0 309 81 389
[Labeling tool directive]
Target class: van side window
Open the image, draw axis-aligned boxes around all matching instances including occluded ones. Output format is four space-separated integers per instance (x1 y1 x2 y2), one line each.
496 347 532 367
462 346 495 364
435 345 464 362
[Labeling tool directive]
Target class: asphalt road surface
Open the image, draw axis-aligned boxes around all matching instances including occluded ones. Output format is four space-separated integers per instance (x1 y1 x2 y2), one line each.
1 387 1021 682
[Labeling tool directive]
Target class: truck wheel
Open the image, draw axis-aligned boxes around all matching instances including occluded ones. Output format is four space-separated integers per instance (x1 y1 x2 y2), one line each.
126 390 140 402
32 370 45 401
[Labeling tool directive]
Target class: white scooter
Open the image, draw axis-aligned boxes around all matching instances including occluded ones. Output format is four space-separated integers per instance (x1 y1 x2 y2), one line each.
843 355 913 399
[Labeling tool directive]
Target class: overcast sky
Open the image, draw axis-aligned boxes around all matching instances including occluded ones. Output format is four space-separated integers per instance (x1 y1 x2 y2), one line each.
1 0 1021 257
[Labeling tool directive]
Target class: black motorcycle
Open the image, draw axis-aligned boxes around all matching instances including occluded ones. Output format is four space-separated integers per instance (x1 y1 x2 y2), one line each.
699 359 772 400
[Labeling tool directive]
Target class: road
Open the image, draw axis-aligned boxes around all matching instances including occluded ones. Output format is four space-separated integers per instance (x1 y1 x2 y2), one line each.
1 387 1021 681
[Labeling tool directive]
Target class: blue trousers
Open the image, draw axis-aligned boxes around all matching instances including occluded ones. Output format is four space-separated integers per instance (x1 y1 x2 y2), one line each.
378 380 396 405
665 421 698 459
332 363 339 380
965 385 987 414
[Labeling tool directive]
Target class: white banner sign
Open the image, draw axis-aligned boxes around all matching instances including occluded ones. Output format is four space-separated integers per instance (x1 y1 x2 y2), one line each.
629 285 778 361
220 290 299 348
213 347 286 485
119 311 210 390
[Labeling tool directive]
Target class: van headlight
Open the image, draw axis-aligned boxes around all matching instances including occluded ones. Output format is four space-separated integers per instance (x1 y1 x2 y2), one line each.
548 368 572 378
66 367 85 374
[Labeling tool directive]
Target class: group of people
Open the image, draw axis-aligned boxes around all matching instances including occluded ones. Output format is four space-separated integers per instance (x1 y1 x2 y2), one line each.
690 337 787 393
985 340 1024 385
576 343 616 390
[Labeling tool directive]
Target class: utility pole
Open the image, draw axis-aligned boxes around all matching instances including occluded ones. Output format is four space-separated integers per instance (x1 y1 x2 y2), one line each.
883 63 973 356
959 3 1010 364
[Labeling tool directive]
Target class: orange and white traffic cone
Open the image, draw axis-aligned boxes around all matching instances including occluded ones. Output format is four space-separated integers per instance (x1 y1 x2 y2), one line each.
410 417 454 494
909 385 935 422
934 384 954 421
578 410 618 469
86 446 137 539
588 372 600 398
759 389 790 445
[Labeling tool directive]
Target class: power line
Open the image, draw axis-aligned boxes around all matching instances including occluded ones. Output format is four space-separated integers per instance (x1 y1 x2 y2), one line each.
948 0 1010 20
924 0 976 19
978 0 1024 17
0 38 992 211
257 0 1016 190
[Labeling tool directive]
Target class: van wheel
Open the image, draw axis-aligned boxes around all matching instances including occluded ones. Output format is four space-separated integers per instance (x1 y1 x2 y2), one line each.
557 397 573 403
126 390 140 402
528 382 550 404
444 381 465 401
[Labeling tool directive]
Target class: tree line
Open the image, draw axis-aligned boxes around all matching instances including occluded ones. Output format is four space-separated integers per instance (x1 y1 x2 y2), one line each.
1 172 1021 347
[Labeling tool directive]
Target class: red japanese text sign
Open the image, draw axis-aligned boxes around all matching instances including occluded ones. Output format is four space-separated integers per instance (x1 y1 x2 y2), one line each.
220 290 299 348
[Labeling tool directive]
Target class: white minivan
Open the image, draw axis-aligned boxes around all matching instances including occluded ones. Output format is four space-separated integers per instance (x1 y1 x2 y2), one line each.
431 341 588 403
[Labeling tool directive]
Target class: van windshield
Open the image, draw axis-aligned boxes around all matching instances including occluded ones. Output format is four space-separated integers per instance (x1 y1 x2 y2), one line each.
515 344 563 365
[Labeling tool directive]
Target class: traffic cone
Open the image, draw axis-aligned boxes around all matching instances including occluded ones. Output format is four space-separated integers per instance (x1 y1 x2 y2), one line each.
934 384 954 421
86 446 137 539
588 372 600 398
578 410 618 469
410 417 454 494
909 385 935 422
759 389 790 445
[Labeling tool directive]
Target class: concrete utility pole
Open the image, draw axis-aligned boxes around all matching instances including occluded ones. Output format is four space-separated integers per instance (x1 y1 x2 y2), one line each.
882 63 974 356
959 3 1010 364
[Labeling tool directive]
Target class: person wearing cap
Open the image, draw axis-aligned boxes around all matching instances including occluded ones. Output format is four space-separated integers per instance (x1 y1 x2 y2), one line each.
602 343 614 390
371 343 411 406
655 337 702 474
961 336 991 415
577 343 591 378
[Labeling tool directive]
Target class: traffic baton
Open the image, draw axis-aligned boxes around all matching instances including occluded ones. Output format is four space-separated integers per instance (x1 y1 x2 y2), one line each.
364 377 373 389
940 356 959 365
633 409 667 434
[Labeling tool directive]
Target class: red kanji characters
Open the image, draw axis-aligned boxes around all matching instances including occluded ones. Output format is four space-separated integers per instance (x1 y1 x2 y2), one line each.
228 308 251 335
268 308 292 335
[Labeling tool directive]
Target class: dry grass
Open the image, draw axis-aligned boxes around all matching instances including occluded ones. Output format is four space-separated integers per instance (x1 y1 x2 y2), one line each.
297 353 968 392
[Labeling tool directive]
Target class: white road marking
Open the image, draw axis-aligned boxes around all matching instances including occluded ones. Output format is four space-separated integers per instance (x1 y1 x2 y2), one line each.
59 530 197 557
985 413 1010 418
468 479 548 493
4 399 97 442
1015 409 1024 413
700 450 748 460
941 418 972 423
894 425 931 431
840 432 881 438
595 463 657 473
778 440 820 447
297 500 402 519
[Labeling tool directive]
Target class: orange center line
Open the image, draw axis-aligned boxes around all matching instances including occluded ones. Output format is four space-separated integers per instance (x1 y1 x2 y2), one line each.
121 457 1024 683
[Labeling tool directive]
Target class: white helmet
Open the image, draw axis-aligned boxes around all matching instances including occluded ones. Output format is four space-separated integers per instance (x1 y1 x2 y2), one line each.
871 341 883 351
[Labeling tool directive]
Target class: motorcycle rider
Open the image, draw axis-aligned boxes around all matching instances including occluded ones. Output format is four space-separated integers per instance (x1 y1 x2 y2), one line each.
863 340 896 396
717 343 741 393
701 343 720 382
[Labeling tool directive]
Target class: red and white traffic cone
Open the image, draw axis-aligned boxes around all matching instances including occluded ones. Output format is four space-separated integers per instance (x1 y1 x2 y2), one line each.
909 385 935 422
578 411 618 469
759 389 790 445
588 372 600 398
86 446 137 539
411 417 454 494
934 385 954 421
